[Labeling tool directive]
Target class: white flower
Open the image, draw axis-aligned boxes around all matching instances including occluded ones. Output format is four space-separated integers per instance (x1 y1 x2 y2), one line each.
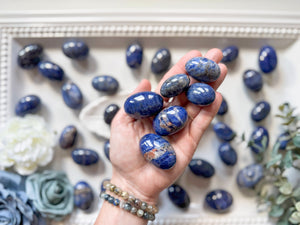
0 115 55 175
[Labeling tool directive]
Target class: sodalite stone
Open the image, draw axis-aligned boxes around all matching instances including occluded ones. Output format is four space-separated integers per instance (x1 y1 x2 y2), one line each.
104 140 110 161
153 106 188 136
168 184 190 209
17 44 43 69
72 148 99 166
38 61 64 81
104 104 120 125
213 122 236 141
259 45 277 73
151 48 171 75
187 83 215 106
59 125 77 149
74 181 94 210
218 142 237 166
62 40 89 60
277 132 291 150
217 96 228 116
160 74 190 98
189 159 215 178
251 101 271 122
243 70 263 92
124 92 163 119
221 45 239 63
126 42 143 68
250 126 269 154
15 95 41 116
205 189 233 212
185 57 220 83
237 164 264 188
140 133 176 169
61 82 83 109
92 75 119 94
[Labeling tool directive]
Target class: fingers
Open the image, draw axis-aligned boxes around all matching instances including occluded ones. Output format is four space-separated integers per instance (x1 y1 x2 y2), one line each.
132 79 152 94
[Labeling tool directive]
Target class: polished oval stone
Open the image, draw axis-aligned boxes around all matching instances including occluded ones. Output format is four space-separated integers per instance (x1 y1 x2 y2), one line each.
243 70 263 92
160 74 190 98
17 44 43 69
259 45 277 73
72 148 99 165
74 181 94 210
189 159 215 178
237 164 264 188
277 132 291 150
59 125 77 149
217 96 228 115
151 48 171 75
100 178 110 192
62 40 89 60
92 75 119 94
140 133 176 169
185 57 220 83
218 142 237 166
205 189 233 212
38 61 64 81
251 101 271 122
168 184 190 209
153 106 188 136
221 45 239 63
124 92 163 119
61 82 83 109
104 140 110 161
126 42 143 68
104 104 120 125
249 126 269 154
15 95 41 117
213 122 236 141
187 83 215 106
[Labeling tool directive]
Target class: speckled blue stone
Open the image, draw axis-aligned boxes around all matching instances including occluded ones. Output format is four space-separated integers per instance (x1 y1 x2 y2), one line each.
205 189 233 212
92 75 119 94
217 96 228 116
151 48 171 75
277 132 291 150
61 82 83 109
124 91 163 119
59 125 77 149
168 184 190 209
250 126 269 154
72 148 99 166
189 159 215 178
62 40 89 60
140 133 176 169
153 106 188 136
38 61 64 81
243 70 263 92
259 45 277 73
185 57 220 83
126 42 143 68
213 122 236 141
187 83 215 106
218 142 237 166
251 101 271 122
104 140 110 161
74 181 94 210
104 104 120 125
221 45 239 63
160 74 190 98
17 44 43 69
15 95 41 117
237 164 264 188
100 178 110 192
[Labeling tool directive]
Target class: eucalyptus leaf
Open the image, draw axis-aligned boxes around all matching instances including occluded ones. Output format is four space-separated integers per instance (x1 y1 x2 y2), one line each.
283 150 293 168
267 154 282 168
272 142 281 157
289 211 300 224
261 135 268 151
276 220 289 225
293 187 300 197
269 205 285 218
276 194 290 205
279 182 293 195
296 202 300 212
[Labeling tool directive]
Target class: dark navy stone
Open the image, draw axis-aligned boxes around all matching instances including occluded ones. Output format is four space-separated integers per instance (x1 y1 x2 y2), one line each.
217 96 228 115
189 159 215 178
74 181 94 210
92 75 119 95
17 44 43 69
140 133 176 169
38 61 64 81
104 104 120 125
153 106 188 136
168 184 190 209
187 83 215 106
15 95 41 117
104 140 110 161
237 164 264 188
185 57 220 83
126 42 143 68
249 126 269 154
59 125 77 149
251 101 271 122
221 45 239 63
243 70 263 92
151 48 171 75
205 189 233 212
259 45 277 73
124 91 163 119
72 148 99 165
277 132 291 150
100 178 110 192
213 122 236 141
61 82 83 109
62 40 89 60
218 142 237 166
160 74 190 98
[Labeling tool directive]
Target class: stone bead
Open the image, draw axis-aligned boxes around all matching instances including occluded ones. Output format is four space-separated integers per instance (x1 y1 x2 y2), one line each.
17 44 43 69
104 140 110 161
124 92 163 119
104 193 110 201
59 125 77 149
71 148 99 165
151 48 171 75
148 214 155 221
187 83 215 106
140 133 176 170
185 57 220 83
218 142 237 166
108 196 115 204
221 45 239 63
92 75 119 95
128 195 136 203
130 207 138 214
100 192 106 199
114 187 121 195
237 164 264 188
104 104 120 125
62 40 89 60
38 61 64 81
205 189 233 212
146 205 153 213
217 96 228 115
114 199 120 206
105 183 111 191
213 122 236 141
134 199 142 207
61 82 83 109
141 202 147 210
277 132 291 150
189 159 215 178
15 95 41 117
124 203 132 211
143 212 150 220
243 70 263 92
160 74 190 98
136 209 144 217
126 42 143 68
152 205 159 214
259 45 277 73
121 191 129 200
168 184 190 209
249 126 269 154
251 101 271 122
153 106 188 136
109 184 116 192
100 178 110 192
74 181 94 210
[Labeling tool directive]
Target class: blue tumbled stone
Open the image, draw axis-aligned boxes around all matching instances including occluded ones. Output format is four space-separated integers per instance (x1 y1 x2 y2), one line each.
237 164 264 188
189 159 215 178
104 104 120 125
126 42 143 68
217 96 228 115
72 148 99 165
221 45 239 63
249 126 269 154
218 142 237 166
251 101 271 122
104 140 110 161
277 132 291 150
151 48 171 75
92 75 119 95
140 133 176 169
124 91 163 119
160 74 190 98
59 125 77 149
205 189 233 212
213 122 236 141
259 45 277 73
74 181 94 210
153 106 188 136
38 61 64 81
17 44 43 69
62 40 89 60
187 83 215 106
15 95 41 117
168 184 190 209
100 178 110 192
61 82 83 109
243 70 263 92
